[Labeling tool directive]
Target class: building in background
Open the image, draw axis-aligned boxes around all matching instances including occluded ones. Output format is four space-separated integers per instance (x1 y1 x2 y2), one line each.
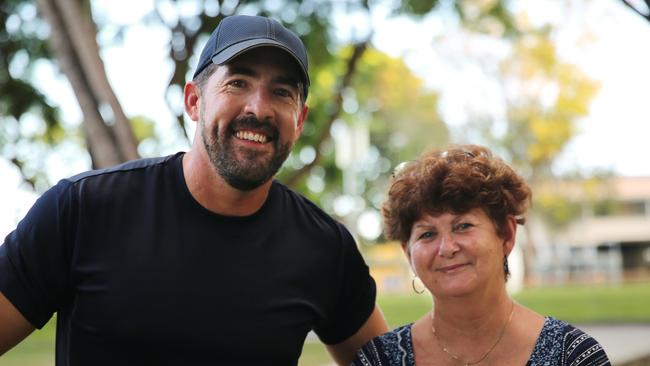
535 176 650 284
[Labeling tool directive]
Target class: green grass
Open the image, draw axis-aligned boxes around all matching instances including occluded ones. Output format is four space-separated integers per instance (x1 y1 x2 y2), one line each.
2 282 650 366
514 282 650 323
298 342 331 366
0 319 55 366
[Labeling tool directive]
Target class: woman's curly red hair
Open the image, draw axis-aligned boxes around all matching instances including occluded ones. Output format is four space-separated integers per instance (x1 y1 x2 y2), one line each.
382 145 532 244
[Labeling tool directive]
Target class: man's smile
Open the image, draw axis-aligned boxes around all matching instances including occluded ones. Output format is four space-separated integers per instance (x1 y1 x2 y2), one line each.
235 130 269 144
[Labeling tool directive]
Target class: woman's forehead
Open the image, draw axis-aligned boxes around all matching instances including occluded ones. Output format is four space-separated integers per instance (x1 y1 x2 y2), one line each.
413 208 487 224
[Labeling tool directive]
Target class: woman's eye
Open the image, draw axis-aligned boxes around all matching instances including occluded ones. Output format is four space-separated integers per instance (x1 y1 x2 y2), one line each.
418 231 435 240
454 223 472 231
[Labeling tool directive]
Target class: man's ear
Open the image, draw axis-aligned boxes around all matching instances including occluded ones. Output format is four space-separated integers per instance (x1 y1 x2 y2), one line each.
295 105 309 138
184 81 200 122
502 215 518 258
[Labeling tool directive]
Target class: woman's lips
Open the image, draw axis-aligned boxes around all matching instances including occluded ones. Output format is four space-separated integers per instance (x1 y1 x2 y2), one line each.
437 263 469 273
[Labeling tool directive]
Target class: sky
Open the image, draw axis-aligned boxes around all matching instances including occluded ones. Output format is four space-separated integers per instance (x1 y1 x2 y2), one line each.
2 0 650 238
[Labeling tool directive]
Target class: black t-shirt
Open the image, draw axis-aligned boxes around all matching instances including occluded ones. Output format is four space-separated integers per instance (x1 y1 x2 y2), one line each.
0 153 376 365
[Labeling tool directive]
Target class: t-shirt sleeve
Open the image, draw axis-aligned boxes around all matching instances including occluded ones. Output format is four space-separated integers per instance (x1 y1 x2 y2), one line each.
0 180 76 328
314 223 377 345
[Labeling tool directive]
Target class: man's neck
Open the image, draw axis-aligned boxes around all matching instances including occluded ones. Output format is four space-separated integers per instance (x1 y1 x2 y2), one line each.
182 149 272 216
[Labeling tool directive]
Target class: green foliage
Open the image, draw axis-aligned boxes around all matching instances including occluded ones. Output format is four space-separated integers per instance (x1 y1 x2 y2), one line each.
130 116 156 143
496 33 600 178
535 191 582 230
352 48 447 162
395 0 440 16
277 47 447 218
0 0 64 188
455 0 519 37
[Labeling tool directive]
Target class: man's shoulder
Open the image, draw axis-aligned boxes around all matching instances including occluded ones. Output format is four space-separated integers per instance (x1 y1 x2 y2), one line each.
272 181 340 219
65 153 182 185
43 153 185 207
559 320 611 365
271 181 350 236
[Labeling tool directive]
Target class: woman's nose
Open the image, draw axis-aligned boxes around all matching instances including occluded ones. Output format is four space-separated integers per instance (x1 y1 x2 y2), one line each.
437 233 460 258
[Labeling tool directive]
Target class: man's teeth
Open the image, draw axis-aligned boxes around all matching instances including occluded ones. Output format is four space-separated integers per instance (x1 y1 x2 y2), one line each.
236 131 268 143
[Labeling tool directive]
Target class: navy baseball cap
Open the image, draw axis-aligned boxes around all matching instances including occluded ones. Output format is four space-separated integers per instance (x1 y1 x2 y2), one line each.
193 15 310 98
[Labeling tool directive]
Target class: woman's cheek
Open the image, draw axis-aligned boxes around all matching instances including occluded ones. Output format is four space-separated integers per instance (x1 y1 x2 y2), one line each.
410 242 435 271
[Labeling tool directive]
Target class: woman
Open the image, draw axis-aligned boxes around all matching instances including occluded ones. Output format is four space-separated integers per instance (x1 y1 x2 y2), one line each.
353 145 610 366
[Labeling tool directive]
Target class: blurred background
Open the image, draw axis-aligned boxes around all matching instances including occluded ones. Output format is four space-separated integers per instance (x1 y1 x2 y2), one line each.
1 0 650 365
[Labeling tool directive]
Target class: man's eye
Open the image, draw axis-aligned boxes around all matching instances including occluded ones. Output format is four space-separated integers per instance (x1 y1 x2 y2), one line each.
229 80 246 88
274 88 293 98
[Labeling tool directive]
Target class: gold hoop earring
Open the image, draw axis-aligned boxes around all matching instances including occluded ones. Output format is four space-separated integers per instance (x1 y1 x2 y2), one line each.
412 276 425 294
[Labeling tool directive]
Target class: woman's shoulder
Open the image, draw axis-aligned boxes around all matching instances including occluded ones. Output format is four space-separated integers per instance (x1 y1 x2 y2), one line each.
557 318 611 365
528 317 611 366
351 324 415 366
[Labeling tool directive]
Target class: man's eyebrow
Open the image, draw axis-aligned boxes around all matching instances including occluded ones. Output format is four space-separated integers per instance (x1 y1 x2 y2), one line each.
225 65 258 78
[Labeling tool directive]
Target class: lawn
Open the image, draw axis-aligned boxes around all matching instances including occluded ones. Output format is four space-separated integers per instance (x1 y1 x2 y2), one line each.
515 282 650 323
2 282 649 366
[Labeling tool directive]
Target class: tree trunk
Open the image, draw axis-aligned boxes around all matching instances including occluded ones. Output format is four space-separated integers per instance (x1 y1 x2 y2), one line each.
36 0 139 168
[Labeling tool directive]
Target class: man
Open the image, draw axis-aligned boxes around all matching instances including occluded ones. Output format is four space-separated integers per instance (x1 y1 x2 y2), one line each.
0 15 388 365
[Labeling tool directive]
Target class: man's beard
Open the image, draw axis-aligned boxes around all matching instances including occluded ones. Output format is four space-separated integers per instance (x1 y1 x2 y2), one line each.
201 114 293 191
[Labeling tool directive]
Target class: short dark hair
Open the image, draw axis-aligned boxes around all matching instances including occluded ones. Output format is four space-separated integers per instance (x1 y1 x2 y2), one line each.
193 63 218 92
382 144 532 245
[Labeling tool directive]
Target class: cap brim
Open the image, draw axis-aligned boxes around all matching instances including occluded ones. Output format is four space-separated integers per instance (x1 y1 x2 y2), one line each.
211 39 310 86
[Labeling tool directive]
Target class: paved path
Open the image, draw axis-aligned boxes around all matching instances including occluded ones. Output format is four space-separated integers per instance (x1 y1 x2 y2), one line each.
578 323 650 365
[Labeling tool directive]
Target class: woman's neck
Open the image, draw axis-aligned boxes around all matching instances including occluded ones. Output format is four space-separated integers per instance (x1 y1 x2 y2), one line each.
431 287 512 336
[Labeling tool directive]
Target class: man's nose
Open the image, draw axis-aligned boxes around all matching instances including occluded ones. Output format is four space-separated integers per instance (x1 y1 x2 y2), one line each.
242 86 274 121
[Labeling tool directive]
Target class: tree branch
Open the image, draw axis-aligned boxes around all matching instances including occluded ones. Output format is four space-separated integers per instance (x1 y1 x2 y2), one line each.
620 0 650 21
9 157 36 190
285 40 369 188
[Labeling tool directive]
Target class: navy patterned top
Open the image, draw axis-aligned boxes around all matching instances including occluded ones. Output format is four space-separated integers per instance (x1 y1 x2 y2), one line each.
352 317 611 366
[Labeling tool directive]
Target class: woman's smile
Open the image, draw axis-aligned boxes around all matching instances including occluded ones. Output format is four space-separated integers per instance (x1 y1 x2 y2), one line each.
436 262 470 274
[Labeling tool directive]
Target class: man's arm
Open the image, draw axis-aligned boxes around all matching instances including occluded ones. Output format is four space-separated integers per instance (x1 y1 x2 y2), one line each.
325 305 388 366
0 292 34 355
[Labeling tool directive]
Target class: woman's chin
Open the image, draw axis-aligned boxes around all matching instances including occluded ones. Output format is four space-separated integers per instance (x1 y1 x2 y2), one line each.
430 278 478 298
